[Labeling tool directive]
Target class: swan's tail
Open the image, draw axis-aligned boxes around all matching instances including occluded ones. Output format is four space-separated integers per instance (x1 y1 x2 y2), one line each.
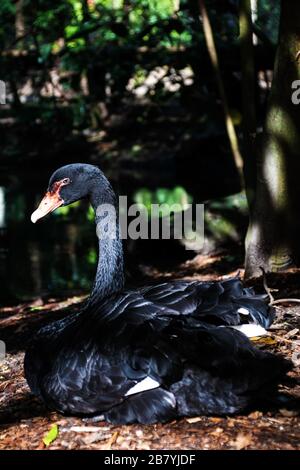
169 326 292 417
194 278 274 328
170 351 291 418
104 327 292 424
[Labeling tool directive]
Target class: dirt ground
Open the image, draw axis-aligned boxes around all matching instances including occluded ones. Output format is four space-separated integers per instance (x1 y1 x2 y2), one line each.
0 259 299 450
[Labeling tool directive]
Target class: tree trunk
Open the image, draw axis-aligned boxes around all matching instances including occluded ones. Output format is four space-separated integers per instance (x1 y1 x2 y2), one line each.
245 0 300 278
15 0 25 41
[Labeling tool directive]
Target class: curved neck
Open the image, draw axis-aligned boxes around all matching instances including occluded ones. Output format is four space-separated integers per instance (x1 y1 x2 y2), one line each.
86 176 124 307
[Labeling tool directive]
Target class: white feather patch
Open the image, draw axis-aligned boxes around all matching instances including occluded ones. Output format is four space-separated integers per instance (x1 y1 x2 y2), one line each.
125 377 160 397
230 324 268 338
237 307 250 316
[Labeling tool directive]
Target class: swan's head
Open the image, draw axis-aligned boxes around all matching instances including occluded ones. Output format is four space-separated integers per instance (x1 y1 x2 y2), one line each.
31 163 103 223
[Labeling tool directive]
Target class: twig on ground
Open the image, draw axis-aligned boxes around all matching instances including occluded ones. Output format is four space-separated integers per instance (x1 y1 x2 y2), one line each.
268 333 296 345
272 298 300 305
260 267 275 304
260 267 300 306
105 431 119 450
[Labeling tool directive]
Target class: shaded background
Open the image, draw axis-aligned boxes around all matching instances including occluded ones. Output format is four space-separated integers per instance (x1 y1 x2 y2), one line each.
0 0 279 302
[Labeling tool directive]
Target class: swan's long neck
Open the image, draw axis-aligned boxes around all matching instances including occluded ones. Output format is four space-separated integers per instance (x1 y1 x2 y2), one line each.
87 177 124 307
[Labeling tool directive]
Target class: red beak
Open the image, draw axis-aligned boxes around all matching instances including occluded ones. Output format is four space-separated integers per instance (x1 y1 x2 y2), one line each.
31 180 68 223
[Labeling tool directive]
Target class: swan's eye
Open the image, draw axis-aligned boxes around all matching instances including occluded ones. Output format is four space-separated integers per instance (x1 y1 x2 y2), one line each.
62 178 70 185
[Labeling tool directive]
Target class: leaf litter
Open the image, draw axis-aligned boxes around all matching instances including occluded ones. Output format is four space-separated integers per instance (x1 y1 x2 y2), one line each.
0 268 300 450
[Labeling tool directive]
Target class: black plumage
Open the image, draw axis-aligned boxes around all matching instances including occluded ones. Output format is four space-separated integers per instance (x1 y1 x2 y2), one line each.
24 164 291 424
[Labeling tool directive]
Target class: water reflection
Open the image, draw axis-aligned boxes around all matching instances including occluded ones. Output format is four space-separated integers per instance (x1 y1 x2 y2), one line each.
0 174 98 303
1 175 191 303
0 171 214 304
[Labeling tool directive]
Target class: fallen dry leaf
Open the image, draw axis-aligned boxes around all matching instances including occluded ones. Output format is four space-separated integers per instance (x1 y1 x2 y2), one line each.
233 433 252 450
211 427 223 435
250 336 277 345
248 411 263 419
210 417 223 423
227 419 235 428
66 426 110 433
82 431 111 445
186 417 201 424
285 328 299 339
105 431 119 450
279 409 299 417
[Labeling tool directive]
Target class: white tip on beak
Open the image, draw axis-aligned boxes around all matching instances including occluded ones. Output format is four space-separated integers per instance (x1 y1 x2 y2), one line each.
31 210 40 224
30 191 64 224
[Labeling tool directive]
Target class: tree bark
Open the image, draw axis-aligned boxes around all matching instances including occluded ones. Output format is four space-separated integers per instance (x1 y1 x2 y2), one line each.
15 0 25 42
245 1 300 278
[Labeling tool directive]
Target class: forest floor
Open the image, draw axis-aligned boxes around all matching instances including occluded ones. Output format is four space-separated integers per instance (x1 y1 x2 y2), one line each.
0 254 299 450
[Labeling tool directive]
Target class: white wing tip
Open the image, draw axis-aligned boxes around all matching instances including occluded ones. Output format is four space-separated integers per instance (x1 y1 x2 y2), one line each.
230 324 268 338
237 307 250 316
125 377 160 397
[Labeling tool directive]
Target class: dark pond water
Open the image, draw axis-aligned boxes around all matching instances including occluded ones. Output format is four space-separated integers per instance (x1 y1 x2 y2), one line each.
0 147 240 304
0 169 99 303
0 167 194 303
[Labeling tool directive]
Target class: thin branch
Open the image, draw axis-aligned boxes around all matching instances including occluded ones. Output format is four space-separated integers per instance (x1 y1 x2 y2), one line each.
260 267 300 305
269 333 296 344
239 0 257 209
260 267 274 304
272 298 300 305
198 0 244 184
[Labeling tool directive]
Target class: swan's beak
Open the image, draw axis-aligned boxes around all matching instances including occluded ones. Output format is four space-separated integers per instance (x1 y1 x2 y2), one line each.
31 191 64 223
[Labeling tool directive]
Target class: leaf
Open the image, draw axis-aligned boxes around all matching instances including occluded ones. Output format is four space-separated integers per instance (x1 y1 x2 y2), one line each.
285 328 299 339
83 432 111 445
233 433 252 450
39 43 52 62
210 417 223 423
43 424 59 447
250 336 277 345
104 431 119 450
248 411 263 419
68 426 110 433
186 417 201 424
29 306 44 312
279 409 299 417
155 188 170 205
211 427 223 435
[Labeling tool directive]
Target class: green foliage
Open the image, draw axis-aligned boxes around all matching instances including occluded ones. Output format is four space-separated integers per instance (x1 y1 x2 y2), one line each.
0 0 15 47
205 192 248 244
208 192 248 214
87 247 97 264
87 205 95 221
134 186 192 217
55 200 81 216
0 0 281 155
257 0 280 44
6 194 26 223
0 0 202 134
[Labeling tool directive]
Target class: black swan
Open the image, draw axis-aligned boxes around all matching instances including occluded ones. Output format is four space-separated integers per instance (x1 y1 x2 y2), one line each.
24 163 290 424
